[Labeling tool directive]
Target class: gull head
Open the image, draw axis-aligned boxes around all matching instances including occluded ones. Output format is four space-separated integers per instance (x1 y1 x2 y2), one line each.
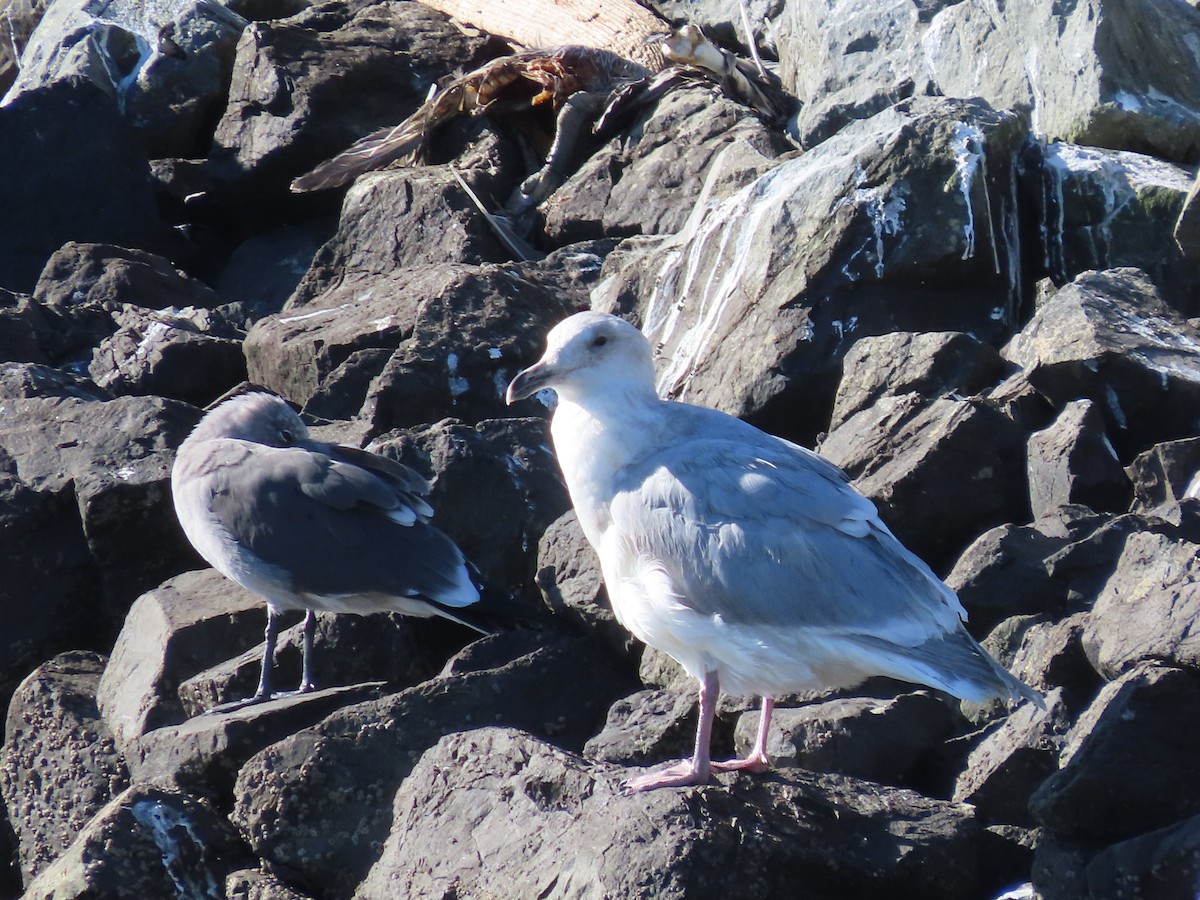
506 311 657 407
187 390 313 448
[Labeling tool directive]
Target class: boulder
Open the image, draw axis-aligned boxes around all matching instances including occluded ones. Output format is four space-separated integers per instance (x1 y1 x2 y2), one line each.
1026 399 1131 519
0 80 169 293
1030 663 1200 844
1124 437 1200 510
1082 529 1200 678
0 361 108 401
733 691 957 785
0 652 129 885
819 393 1028 565
204 0 492 229
20 784 248 900
355 726 983 899
1085 814 1200 900
34 242 223 311
216 222 334 326
584 688 702 767
829 330 1006 431
1003 267 1200 459
231 633 637 897
541 84 789 245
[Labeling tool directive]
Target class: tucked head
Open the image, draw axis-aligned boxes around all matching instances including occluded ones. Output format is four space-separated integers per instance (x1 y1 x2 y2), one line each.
506 311 656 406
188 391 311 447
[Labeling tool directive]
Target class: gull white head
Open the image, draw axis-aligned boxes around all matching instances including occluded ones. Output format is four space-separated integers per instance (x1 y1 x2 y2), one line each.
505 311 657 407
186 390 312 448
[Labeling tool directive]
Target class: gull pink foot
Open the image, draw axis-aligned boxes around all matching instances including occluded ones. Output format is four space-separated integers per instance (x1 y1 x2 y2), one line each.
709 751 770 774
623 759 711 793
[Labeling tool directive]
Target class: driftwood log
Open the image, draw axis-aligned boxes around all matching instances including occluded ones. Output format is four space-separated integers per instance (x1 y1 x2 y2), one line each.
417 0 668 68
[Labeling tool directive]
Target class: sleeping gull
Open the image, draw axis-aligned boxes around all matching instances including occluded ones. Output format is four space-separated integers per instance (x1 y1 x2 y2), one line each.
172 387 501 708
506 311 1042 792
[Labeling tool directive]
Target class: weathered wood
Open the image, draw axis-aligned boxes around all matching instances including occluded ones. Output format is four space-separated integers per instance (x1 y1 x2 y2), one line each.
418 0 668 69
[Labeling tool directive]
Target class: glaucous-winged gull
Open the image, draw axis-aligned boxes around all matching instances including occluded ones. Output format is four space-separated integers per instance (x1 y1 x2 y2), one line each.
172 387 501 708
507 311 1041 792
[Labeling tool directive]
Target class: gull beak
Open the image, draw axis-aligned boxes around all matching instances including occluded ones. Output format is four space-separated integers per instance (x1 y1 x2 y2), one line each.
506 362 552 405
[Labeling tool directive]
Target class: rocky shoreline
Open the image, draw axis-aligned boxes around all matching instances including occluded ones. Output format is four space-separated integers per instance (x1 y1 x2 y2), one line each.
2 0 1200 896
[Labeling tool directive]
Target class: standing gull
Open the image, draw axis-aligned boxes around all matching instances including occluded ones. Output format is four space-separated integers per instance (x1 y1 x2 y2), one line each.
172 387 498 707
507 311 1041 792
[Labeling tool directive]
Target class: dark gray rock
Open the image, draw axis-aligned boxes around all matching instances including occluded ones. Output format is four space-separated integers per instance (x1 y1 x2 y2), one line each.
0 652 129 885
1008 613 1104 715
1026 399 1131 519
1028 142 1198 314
953 689 1071 826
216 223 334 326
830 330 1006 431
0 361 107 401
533 508 633 653
0 396 199 698
5 0 248 157
1175 170 1200 262
21 784 248 900
542 84 789 245
129 682 386 807
1125 437 1200 511
97 569 265 750
0 80 169 293
231 634 637 897
1030 663 1200 843
1003 268 1200 459
204 0 493 229
372 416 570 593
734 691 956 785
355 726 983 900
779 0 1200 163
88 304 247 406
226 865 314 900
1085 814 1200 900
584 688 701 766
945 508 1105 634
0 0 48 93
1082 529 1200 679
819 393 1028 565
34 242 223 311
595 96 1027 444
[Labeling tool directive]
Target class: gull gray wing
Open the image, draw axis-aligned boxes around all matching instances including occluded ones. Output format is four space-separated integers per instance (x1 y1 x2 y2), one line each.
607 431 967 643
208 442 476 606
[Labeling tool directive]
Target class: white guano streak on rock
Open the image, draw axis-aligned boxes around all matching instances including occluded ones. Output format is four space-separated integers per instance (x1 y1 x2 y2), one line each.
131 799 221 900
446 352 468 399
278 303 351 324
951 122 1000 273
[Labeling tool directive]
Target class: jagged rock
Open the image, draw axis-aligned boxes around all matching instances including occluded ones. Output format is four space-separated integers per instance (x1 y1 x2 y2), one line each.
231 634 637 897
541 85 789 245
0 652 129 885
584 688 701 767
945 507 1104 634
355 727 983 899
1175 170 1200 261
1026 399 1131 519
953 689 1071 827
1008 613 1104 715
829 330 1006 431
97 569 266 750
227 865 314 900
1003 267 1200 459
0 361 108 401
372 416 569 593
1085 814 1200 900
34 242 223 311
204 0 492 228
128 682 386 806
0 396 198 699
88 304 247 405
733 691 956 785
21 784 248 900
779 0 1200 163
0 80 168 293
1125 437 1200 510
1082 529 1200 678
819 393 1028 564
1030 663 1200 843
4 0 248 157
1028 142 1198 313
216 223 334 326
533 509 633 653
0 0 48 93
594 96 1027 443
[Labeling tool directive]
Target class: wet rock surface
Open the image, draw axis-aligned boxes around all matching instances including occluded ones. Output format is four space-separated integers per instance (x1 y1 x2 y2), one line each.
3 0 1200 896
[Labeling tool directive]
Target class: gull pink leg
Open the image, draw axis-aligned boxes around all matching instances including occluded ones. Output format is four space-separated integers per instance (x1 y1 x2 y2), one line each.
624 669 719 792
710 695 773 773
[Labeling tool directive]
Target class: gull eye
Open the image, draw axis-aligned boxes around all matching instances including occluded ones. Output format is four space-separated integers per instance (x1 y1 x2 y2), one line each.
590 335 608 349
279 428 295 444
